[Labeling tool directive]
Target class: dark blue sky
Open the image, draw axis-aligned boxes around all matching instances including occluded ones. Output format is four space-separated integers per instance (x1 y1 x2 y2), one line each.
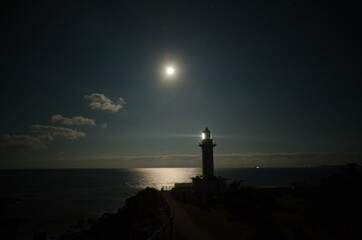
1 0 361 168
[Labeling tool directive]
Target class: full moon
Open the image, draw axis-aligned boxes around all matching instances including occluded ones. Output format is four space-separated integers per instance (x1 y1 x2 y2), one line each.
166 66 175 75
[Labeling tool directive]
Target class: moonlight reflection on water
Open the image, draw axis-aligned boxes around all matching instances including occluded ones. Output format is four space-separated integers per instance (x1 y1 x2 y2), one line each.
127 168 201 189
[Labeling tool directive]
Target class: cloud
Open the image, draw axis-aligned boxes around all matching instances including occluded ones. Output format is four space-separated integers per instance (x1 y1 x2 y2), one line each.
100 122 108 128
8 151 360 168
118 97 127 105
213 152 362 168
31 125 86 140
61 152 362 168
51 114 96 126
0 134 47 150
38 135 54 141
59 154 200 168
84 93 125 113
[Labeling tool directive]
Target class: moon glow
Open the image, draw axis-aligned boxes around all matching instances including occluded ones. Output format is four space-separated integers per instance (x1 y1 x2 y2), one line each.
166 66 175 75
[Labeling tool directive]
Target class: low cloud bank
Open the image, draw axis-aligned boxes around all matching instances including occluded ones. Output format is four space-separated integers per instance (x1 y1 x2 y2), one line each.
0 134 48 150
214 152 362 167
31 125 86 140
2 151 360 168
57 152 362 168
0 125 86 152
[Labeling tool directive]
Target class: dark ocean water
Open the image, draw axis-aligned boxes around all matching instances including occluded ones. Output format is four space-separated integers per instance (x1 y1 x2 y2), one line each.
0 167 336 239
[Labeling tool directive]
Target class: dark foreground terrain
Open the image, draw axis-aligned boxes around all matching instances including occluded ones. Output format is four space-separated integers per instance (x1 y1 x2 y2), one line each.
2 164 361 240
183 163 362 240
59 188 168 240
61 164 362 240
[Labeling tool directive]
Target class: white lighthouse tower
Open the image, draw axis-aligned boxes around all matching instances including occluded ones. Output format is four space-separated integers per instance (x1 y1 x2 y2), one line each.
190 127 227 195
174 127 227 196
199 127 216 179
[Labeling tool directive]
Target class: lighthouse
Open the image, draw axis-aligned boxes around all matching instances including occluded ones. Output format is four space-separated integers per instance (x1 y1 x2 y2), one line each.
174 127 226 195
199 127 216 179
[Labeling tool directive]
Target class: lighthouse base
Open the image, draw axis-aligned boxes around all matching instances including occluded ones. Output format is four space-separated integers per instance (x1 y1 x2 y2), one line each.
191 176 227 195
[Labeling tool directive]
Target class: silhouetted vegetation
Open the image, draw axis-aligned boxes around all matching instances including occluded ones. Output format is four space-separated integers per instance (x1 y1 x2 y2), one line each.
219 164 362 240
0 197 20 211
221 185 285 239
59 188 166 240
172 164 362 239
298 163 362 239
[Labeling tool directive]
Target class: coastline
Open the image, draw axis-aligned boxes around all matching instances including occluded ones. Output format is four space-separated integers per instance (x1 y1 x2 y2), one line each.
1 166 361 239
59 164 361 240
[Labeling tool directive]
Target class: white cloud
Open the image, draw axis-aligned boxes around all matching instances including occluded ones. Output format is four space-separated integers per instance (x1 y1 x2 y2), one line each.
118 97 127 105
84 93 125 113
0 134 47 150
51 114 96 126
38 135 54 141
100 122 108 128
31 125 86 140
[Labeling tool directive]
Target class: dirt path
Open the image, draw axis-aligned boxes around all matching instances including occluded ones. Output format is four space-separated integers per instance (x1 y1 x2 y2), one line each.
162 191 214 240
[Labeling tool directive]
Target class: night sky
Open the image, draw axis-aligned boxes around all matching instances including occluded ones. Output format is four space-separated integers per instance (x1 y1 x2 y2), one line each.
1 0 361 168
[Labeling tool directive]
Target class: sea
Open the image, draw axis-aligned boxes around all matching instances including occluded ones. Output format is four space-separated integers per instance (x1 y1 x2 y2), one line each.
0 167 337 239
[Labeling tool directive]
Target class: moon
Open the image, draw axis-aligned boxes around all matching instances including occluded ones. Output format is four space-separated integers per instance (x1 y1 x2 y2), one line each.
166 66 175 75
